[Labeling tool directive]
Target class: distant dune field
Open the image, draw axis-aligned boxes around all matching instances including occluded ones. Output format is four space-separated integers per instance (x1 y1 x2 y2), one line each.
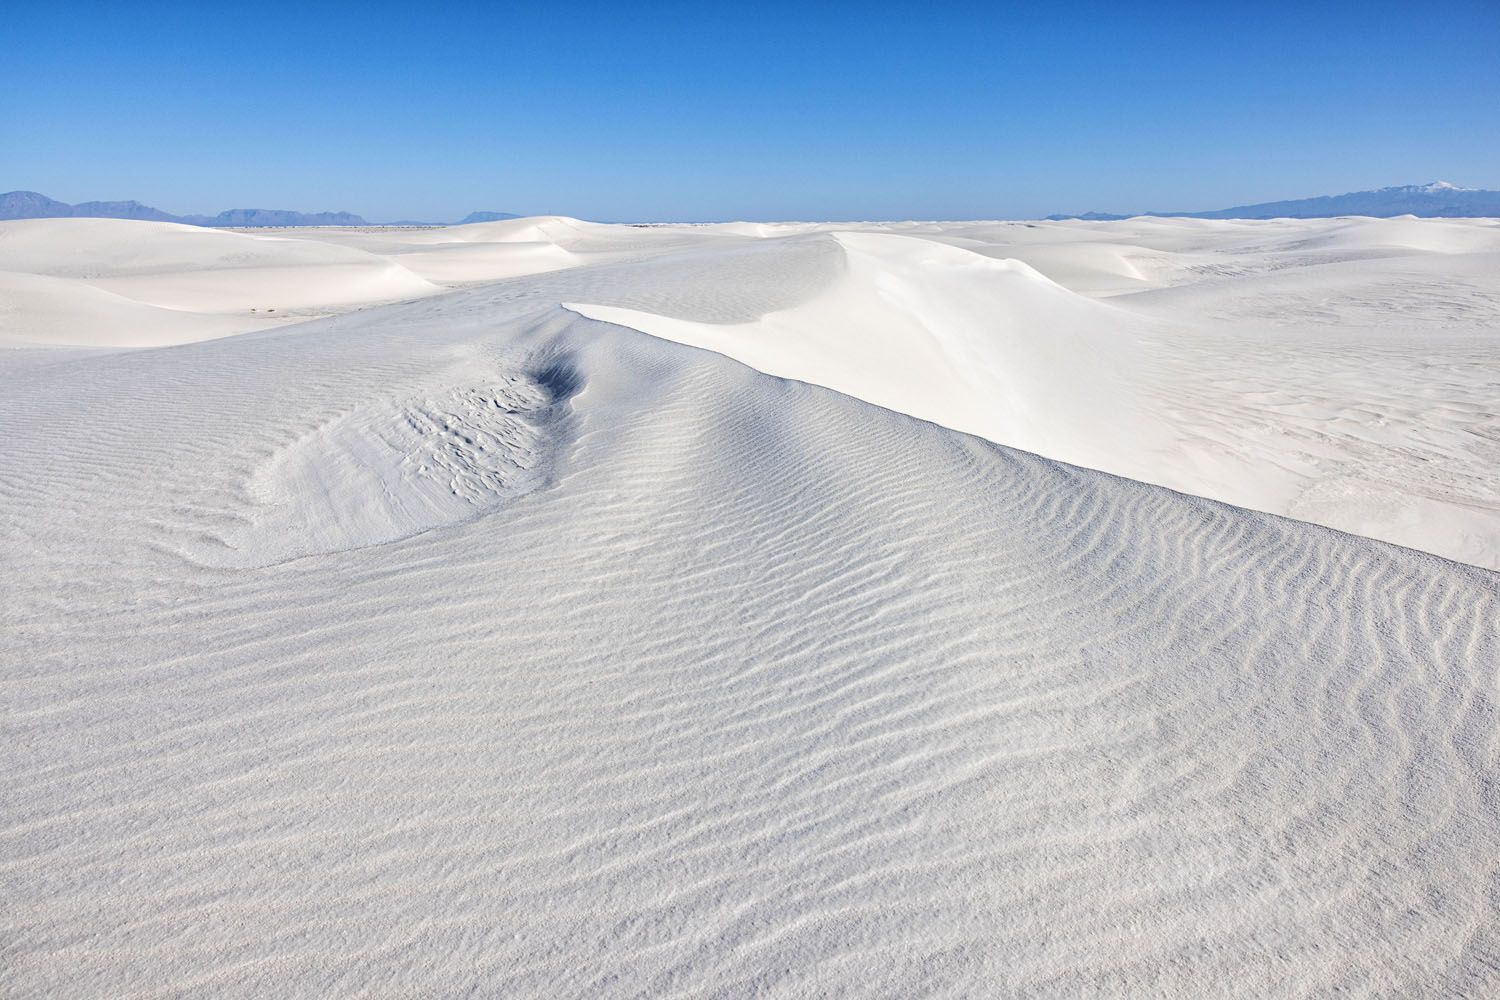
3 214 1499 997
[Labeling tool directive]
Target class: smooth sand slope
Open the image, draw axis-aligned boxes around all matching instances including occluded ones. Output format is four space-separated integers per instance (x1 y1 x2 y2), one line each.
566 218 1500 568
0 218 444 346
2 216 1499 997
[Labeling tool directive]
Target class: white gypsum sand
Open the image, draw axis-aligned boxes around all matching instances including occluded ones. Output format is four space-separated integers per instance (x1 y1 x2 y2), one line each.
2 214 1498 997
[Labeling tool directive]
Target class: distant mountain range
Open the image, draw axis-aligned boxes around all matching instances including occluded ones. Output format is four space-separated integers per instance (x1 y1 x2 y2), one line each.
1046 182 1500 221
8 183 1498 227
457 210 522 224
0 191 520 227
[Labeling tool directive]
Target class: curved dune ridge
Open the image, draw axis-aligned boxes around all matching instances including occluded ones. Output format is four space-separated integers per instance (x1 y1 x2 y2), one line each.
2 214 1500 996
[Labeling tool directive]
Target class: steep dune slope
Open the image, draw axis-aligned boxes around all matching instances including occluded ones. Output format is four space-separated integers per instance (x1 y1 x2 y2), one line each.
3 280 1498 997
568 232 1172 479
565 228 1500 567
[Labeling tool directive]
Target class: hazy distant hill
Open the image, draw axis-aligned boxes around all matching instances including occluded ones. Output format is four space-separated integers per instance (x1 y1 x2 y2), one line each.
190 208 369 227
457 210 522 224
1 191 182 222
371 211 525 226
0 191 370 226
71 199 181 222
0 191 527 227
1048 182 1500 221
1042 210 1131 222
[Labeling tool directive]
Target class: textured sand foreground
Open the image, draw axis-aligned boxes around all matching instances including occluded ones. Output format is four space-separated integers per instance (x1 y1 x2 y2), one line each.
2 216 1499 997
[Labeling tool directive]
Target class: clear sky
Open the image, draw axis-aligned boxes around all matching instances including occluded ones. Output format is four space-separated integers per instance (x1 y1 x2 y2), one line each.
4 0 1498 221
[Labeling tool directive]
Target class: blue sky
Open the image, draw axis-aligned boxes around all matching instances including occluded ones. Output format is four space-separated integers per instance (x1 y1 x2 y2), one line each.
4 1 1498 221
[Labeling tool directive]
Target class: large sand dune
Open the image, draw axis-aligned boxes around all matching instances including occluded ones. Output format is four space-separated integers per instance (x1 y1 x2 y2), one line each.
2 215 1499 996
566 222 1500 567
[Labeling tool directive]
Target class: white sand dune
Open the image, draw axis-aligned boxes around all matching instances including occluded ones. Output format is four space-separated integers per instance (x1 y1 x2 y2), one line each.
0 269 256 348
0 217 761 349
0 218 442 347
260 218 596 283
565 223 1500 568
3 214 1499 997
569 232 1171 487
